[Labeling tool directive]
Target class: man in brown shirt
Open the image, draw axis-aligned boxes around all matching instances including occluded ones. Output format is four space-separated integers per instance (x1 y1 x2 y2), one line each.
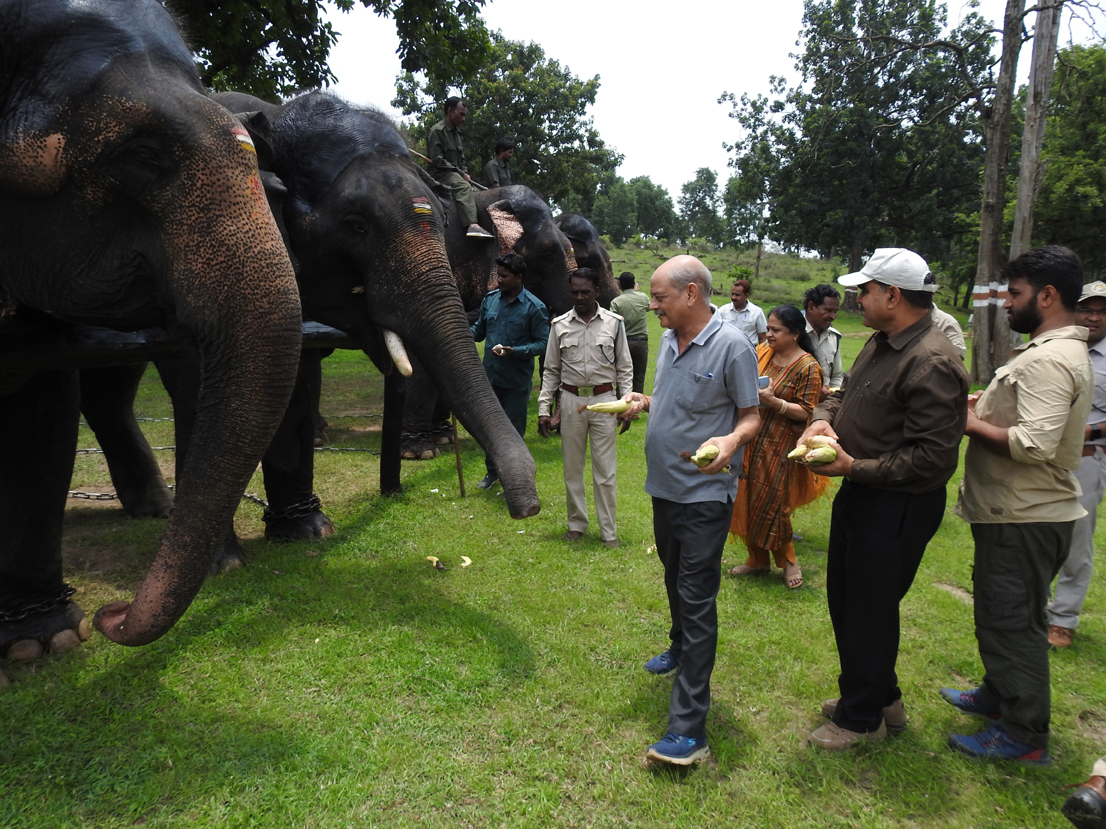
798 248 969 750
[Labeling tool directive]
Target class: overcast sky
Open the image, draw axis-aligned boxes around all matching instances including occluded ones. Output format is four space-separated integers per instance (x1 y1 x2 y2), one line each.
324 0 1098 201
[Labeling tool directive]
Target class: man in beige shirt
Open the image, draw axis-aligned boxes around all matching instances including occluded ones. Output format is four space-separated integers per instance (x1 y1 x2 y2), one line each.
539 268 633 547
944 245 1093 766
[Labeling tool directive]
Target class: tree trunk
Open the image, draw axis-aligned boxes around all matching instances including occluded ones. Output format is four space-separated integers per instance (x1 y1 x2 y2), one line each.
971 0 1026 385
1010 1 1063 258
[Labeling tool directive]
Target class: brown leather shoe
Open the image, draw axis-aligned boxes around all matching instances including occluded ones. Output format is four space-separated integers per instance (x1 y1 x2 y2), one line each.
809 719 887 750
821 697 907 734
1062 775 1106 829
1050 624 1075 648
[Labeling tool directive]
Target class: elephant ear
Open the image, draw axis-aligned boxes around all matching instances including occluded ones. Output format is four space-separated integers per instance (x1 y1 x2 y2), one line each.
0 128 68 197
486 201 524 257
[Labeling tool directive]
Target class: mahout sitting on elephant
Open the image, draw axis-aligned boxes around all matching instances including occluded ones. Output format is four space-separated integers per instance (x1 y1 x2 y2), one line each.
0 0 304 673
79 90 543 569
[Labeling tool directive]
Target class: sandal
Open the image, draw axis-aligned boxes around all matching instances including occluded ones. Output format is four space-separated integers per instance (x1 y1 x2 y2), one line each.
784 563 803 590
729 564 770 577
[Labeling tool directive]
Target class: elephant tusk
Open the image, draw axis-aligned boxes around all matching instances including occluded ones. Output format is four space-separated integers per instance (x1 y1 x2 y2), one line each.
383 329 413 377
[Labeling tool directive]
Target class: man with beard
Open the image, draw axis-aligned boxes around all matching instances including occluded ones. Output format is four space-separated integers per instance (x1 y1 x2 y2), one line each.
943 245 1093 766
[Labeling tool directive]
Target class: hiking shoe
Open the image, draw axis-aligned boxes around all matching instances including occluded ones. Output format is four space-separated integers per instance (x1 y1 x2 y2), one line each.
948 722 1051 766
940 686 1000 719
646 732 709 765
809 720 887 750
644 650 680 676
476 473 498 490
821 697 907 734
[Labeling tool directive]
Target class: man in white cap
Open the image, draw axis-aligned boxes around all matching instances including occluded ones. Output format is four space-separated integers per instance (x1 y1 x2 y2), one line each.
944 245 1092 766
797 248 969 750
1047 278 1106 648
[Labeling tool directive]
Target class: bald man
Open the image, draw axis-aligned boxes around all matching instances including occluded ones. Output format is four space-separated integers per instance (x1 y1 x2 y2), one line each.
622 255 761 766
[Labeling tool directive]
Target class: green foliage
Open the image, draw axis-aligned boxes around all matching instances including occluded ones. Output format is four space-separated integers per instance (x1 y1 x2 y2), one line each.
171 0 491 99
627 176 681 241
589 174 682 247
678 168 726 247
591 176 638 246
393 32 621 206
721 0 994 271
1033 43 1106 275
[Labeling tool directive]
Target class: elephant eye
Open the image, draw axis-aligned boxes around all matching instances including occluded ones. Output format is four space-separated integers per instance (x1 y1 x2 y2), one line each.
341 216 369 236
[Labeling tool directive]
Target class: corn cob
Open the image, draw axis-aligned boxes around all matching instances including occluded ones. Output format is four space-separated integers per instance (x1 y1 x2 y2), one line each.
585 399 631 414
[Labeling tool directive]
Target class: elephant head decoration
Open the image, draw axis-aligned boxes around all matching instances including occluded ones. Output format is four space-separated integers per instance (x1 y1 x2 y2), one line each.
0 0 303 654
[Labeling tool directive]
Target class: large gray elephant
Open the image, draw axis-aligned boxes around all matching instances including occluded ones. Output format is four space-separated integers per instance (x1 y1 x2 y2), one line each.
400 188 621 460
0 0 303 661
79 90 543 566
553 213 614 285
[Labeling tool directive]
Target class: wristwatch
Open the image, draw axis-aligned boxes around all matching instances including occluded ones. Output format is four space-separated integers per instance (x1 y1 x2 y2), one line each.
1091 425 1102 441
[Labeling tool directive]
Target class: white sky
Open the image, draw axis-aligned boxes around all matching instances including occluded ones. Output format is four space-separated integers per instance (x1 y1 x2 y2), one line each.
324 0 1098 201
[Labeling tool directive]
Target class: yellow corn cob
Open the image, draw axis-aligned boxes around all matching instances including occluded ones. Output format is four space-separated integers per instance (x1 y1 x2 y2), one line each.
801 446 838 465
690 445 720 467
586 399 631 414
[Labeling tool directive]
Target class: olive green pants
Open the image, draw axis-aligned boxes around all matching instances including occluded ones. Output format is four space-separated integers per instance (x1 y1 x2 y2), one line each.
971 520 1074 749
433 171 478 228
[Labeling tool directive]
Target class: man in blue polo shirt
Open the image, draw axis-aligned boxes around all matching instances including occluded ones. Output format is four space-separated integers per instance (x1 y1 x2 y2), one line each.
471 252 549 490
621 255 761 765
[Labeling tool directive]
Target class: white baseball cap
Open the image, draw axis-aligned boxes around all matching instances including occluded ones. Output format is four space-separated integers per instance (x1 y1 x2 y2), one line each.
838 248 938 293
1079 281 1106 303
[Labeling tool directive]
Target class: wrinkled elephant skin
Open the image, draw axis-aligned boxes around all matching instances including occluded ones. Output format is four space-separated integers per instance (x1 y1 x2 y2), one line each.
0 0 302 660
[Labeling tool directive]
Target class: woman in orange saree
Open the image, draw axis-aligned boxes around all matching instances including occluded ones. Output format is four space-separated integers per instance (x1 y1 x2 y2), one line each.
729 304 830 589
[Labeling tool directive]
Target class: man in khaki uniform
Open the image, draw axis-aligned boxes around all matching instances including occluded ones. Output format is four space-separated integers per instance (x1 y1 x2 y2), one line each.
944 245 1093 766
539 268 633 547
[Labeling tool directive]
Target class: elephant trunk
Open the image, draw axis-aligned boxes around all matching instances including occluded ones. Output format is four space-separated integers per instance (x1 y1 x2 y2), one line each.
383 252 540 519
95 119 302 645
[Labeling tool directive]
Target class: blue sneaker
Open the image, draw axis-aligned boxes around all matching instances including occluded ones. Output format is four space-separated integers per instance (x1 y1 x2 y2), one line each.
948 722 1051 766
940 686 1000 719
646 732 710 765
644 650 680 676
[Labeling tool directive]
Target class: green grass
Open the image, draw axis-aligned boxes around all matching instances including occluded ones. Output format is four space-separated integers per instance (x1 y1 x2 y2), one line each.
2 247 1097 828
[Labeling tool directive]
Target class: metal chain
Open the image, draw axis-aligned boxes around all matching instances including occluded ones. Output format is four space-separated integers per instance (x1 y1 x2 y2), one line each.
0 584 76 623
263 494 322 523
77 446 175 454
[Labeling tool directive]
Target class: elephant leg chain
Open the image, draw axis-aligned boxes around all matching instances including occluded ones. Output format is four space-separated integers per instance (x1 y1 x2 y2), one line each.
262 494 323 524
0 585 77 623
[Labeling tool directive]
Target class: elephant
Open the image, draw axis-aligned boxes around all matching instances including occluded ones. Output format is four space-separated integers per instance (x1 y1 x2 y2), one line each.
78 90 542 567
400 188 620 460
0 0 304 664
553 213 614 285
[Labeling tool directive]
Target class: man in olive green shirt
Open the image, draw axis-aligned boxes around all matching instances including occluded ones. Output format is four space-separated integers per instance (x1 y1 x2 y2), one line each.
426 97 492 239
483 139 514 189
609 271 651 394
944 245 1093 766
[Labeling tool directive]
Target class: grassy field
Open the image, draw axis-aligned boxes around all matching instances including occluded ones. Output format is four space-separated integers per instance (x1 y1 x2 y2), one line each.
2 248 1099 828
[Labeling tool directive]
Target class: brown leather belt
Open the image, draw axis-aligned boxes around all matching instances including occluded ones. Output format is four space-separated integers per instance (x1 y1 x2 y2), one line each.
1083 444 1102 457
562 382 613 396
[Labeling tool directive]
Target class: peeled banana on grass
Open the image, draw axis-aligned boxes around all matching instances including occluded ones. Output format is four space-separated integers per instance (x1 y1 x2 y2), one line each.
585 399 631 414
787 435 838 466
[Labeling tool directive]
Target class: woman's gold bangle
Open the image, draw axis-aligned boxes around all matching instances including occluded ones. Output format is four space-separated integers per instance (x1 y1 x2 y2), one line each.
778 398 787 415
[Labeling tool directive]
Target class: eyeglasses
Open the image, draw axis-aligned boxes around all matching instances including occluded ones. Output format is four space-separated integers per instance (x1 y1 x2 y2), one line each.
1077 309 1106 318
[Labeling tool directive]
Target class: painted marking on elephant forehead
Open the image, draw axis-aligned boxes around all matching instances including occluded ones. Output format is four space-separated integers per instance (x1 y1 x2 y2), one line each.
230 126 256 154
412 196 433 215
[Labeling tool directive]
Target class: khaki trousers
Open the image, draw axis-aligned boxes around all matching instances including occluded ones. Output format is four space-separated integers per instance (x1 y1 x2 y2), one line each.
560 390 618 542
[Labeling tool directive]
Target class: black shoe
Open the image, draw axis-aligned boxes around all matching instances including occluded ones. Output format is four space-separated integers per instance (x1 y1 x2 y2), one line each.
1062 777 1106 829
477 473 498 490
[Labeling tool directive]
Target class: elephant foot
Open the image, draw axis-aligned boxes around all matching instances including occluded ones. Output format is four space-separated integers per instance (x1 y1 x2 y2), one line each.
0 600 92 663
117 483 174 519
263 495 335 541
0 665 9 691
431 420 454 446
400 431 441 460
211 530 247 575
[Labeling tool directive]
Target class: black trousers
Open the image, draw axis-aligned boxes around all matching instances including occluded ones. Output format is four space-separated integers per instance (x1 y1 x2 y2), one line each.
627 337 649 395
827 480 946 733
652 496 732 738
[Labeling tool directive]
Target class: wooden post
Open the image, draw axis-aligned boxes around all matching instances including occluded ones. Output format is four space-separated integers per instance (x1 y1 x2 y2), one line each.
380 372 404 496
452 414 465 497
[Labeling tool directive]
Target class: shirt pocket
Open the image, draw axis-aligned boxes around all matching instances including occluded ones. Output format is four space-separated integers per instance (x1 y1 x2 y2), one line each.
851 385 901 441
596 334 618 367
561 332 586 369
672 368 716 410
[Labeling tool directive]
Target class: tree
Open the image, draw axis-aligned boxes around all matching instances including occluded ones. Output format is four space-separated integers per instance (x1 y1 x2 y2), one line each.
591 176 638 247
393 32 622 206
627 176 681 241
171 0 492 99
721 0 994 271
678 168 726 247
1031 43 1106 275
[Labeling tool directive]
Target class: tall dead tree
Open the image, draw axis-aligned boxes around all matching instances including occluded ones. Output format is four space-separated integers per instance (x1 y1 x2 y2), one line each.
971 0 1026 384
1010 1 1064 258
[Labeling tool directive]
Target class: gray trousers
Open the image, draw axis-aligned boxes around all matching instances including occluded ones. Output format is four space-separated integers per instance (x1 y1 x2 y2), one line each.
560 389 618 542
972 520 1074 749
1049 449 1106 628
